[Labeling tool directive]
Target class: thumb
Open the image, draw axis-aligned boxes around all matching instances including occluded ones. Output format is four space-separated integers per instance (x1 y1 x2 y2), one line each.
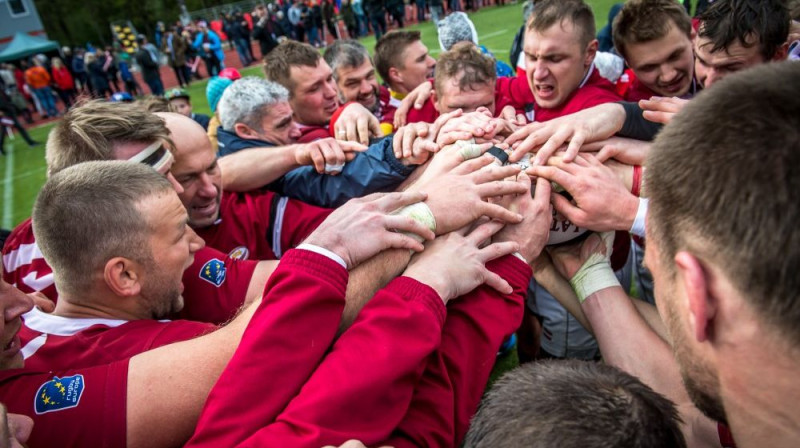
339 140 368 152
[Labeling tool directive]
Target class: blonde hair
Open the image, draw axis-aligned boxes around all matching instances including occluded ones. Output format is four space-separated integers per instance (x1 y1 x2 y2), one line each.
46 100 173 176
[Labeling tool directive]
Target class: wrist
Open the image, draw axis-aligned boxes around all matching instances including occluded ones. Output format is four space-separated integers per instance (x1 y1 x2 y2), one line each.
392 202 436 241
569 257 619 303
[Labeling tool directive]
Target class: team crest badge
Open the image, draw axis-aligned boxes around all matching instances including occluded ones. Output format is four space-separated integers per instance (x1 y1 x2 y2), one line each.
34 374 85 414
199 258 227 286
228 246 250 260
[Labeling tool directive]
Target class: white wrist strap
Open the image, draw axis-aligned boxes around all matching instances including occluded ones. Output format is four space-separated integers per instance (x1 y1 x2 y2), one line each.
392 202 437 242
569 232 620 303
451 139 481 160
630 198 648 238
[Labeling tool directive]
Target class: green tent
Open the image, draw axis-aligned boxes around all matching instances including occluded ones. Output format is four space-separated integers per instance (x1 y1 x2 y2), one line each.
0 32 60 62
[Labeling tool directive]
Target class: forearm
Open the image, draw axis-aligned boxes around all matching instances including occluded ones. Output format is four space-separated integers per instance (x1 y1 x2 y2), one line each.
533 263 593 334
618 102 662 141
341 248 412 331
220 145 302 192
581 286 686 404
243 260 278 307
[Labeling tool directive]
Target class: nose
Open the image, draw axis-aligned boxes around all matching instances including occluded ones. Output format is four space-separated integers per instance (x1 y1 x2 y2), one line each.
197 172 218 198
289 122 302 140
360 80 372 95
533 62 549 81
704 69 722 88
324 80 337 99
187 227 206 253
661 64 678 83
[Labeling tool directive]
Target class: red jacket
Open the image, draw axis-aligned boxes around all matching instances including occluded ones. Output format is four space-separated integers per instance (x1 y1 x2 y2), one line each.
51 67 75 90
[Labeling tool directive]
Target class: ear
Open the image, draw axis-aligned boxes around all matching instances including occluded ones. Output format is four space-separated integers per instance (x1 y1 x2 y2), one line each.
674 251 716 343
234 122 259 140
772 42 789 61
690 27 697 41
585 39 598 67
388 66 402 86
431 89 441 112
104 257 142 298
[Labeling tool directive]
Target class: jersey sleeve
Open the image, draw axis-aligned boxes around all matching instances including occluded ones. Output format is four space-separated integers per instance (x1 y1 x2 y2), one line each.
386 255 531 447
177 246 259 324
186 248 349 448
147 320 218 349
238 277 446 447
0 360 129 448
2 219 59 301
272 198 332 258
495 76 535 110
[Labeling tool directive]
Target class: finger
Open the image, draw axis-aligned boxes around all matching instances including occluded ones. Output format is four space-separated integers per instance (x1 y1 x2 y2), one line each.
451 152 495 174
393 129 404 157
532 175 552 208
550 192 585 224
439 131 476 147
323 141 346 168
310 147 326 173
402 128 415 159
534 127 572 165
430 108 462 139
509 130 545 162
346 119 358 143
563 130 586 163
356 116 369 146
472 164 522 183
479 240 520 262
479 202 524 223
369 114 383 138
476 180 529 198
483 270 514 295
394 106 408 128
515 113 526 126
385 215 436 241
379 190 429 210
595 146 616 163
467 219 506 243
339 140 368 153
385 232 427 253
525 165 574 190
642 110 673 125
500 105 516 122
29 292 55 313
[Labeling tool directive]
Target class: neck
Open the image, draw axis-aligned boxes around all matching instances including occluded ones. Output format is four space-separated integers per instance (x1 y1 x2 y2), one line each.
720 347 800 448
55 292 149 321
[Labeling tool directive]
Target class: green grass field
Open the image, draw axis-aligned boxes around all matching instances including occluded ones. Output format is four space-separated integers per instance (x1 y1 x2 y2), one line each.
0 1 617 229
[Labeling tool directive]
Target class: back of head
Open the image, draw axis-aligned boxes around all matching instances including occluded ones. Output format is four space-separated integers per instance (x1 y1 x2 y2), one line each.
374 30 422 82
528 0 596 48
433 42 496 94
33 161 172 296
437 12 479 51
206 76 234 113
217 76 289 131
464 360 686 448
647 62 800 346
612 0 693 59
46 100 170 176
323 39 370 81
698 0 790 60
263 40 321 94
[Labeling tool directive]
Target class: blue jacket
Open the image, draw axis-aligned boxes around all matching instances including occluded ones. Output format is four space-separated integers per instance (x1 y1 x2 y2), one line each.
193 30 225 64
216 128 414 207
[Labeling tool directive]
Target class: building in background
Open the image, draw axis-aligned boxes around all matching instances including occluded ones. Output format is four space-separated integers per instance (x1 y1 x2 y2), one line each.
0 0 48 52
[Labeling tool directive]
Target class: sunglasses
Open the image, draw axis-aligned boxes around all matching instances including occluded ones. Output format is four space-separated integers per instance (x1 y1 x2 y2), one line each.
127 141 174 175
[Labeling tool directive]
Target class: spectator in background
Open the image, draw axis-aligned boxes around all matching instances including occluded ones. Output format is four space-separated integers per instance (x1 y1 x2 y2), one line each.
193 22 224 77
229 12 254 66
364 0 387 39
86 52 111 98
117 54 142 96
164 27 190 87
341 0 358 38
416 0 426 23
50 57 75 109
353 0 368 37
289 0 305 42
323 0 340 41
597 3 623 53
0 89 39 153
102 47 121 93
166 87 211 130
436 12 515 77
387 0 406 28
25 58 59 118
135 34 165 95
429 0 444 24
309 0 324 47
71 48 89 94
252 5 279 58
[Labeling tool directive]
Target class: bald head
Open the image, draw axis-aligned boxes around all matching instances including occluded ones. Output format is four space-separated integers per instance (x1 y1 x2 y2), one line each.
155 113 224 228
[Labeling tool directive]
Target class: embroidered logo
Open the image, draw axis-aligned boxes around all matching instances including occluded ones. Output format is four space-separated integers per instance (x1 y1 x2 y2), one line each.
228 246 250 260
199 258 227 287
34 374 85 414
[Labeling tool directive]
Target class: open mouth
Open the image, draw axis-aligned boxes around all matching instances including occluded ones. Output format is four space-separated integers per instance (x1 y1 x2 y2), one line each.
660 75 685 94
193 202 217 216
535 84 555 99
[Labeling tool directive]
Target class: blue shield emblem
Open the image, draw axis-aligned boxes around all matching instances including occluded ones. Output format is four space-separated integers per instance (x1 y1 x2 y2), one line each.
34 374 85 414
199 258 226 287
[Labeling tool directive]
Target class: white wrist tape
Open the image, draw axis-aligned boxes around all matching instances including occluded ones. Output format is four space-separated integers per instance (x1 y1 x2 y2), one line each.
452 139 482 160
324 163 345 174
392 202 437 242
569 232 620 303
630 198 649 238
